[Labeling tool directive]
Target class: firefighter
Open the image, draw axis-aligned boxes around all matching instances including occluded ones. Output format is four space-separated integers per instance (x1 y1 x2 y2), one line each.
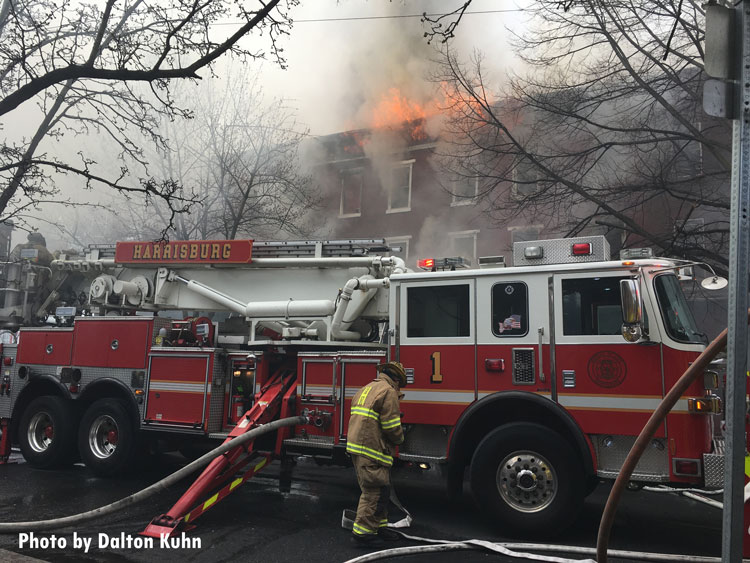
346 361 407 546
9 232 54 266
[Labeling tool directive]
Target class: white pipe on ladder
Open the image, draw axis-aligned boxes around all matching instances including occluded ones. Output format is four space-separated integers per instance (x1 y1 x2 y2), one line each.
174 276 335 318
331 276 389 341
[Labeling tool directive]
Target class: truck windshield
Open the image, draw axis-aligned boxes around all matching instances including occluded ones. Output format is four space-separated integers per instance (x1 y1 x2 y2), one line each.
654 275 703 344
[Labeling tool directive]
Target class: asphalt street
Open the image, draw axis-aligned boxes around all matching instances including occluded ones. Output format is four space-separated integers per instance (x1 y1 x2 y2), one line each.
0 449 722 563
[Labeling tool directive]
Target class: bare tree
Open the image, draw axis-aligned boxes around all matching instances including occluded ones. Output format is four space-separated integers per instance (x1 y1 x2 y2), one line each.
91 67 319 242
199 73 319 240
434 1 731 273
0 0 297 232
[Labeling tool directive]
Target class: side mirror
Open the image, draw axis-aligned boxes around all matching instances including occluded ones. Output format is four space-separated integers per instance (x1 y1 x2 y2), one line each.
620 279 643 342
621 324 643 343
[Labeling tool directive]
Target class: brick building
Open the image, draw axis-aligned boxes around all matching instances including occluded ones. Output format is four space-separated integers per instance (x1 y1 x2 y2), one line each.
311 121 537 269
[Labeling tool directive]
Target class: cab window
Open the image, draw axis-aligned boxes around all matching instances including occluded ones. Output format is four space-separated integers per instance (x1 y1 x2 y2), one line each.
491 282 528 337
562 277 625 336
654 274 703 344
407 284 470 337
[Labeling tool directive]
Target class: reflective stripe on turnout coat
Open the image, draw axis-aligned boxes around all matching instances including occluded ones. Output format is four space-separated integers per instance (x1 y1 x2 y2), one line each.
346 373 404 466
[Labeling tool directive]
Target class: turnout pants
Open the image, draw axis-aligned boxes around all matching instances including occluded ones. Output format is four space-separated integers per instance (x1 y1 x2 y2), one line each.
352 454 390 537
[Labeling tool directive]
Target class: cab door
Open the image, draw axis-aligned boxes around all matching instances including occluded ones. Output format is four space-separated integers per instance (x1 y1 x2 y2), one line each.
476 276 552 397
397 278 476 426
552 272 664 437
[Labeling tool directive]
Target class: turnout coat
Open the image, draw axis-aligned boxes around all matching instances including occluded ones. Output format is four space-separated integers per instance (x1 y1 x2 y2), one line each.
346 373 404 466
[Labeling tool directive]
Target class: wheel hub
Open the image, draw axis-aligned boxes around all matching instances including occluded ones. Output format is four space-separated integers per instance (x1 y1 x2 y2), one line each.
496 451 557 514
516 469 537 491
88 414 118 459
27 411 54 453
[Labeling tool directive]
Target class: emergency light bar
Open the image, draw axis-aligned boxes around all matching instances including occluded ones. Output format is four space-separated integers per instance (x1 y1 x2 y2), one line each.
417 257 469 271
620 247 654 260
513 236 610 266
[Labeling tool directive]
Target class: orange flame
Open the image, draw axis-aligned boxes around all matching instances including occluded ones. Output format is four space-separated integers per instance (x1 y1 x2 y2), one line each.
369 88 444 141
335 85 490 157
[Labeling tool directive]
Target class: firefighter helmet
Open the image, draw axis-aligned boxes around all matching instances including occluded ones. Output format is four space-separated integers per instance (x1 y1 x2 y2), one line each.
27 232 46 246
378 361 407 388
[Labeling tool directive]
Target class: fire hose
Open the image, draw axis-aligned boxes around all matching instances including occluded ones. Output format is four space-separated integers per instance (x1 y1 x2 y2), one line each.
595 315 742 563
342 533 723 563
0 415 307 533
341 502 723 563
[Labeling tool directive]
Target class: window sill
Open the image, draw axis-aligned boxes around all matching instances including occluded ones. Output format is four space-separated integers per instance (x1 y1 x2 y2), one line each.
451 199 476 207
338 212 362 219
386 207 411 214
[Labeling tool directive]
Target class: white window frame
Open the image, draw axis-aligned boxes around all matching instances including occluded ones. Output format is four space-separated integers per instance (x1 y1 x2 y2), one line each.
339 168 363 218
449 229 479 266
450 177 479 207
386 160 414 214
385 235 411 264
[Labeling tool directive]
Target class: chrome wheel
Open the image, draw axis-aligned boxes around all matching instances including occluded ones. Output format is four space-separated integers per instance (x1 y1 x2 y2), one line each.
27 411 54 453
88 414 118 459
496 450 557 513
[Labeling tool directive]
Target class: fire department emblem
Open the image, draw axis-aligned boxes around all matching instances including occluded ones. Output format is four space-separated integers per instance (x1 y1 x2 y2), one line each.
587 351 627 388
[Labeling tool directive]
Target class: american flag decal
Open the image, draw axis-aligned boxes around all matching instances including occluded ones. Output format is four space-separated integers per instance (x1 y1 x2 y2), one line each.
498 314 522 333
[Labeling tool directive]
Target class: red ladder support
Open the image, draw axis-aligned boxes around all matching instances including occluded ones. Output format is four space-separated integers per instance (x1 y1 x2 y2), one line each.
142 370 295 538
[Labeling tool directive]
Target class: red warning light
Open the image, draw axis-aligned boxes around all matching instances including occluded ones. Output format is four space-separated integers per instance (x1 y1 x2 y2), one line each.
417 258 435 270
572 243 592 256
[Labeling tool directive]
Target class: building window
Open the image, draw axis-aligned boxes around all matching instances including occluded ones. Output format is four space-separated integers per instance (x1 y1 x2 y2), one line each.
509 225 541 245
387 161 413 213
449 230 478 266
407 284 470 337
511 159 540 199
339 168 363 217
451 177 479 206
492 282 528 337
385 236 410 264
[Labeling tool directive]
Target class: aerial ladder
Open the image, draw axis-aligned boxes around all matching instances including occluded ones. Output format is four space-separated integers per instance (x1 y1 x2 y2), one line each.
111 239 400 539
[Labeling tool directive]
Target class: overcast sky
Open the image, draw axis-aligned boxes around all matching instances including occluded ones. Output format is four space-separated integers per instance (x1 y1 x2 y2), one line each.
16 1 526 248
246 0 524 135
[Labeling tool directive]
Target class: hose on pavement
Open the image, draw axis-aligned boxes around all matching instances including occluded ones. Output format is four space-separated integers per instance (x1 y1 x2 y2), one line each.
342 529 723 563
0 415 306 533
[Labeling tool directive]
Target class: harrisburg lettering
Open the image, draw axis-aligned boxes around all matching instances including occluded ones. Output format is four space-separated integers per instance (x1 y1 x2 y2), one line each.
114 240 252 264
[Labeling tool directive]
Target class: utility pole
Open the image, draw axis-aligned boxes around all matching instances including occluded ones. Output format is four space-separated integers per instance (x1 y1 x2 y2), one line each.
709 1 750 560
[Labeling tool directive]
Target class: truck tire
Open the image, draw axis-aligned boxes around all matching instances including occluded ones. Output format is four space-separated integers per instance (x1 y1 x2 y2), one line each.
469 422 584 535
78 399 138 477
18 395 77 468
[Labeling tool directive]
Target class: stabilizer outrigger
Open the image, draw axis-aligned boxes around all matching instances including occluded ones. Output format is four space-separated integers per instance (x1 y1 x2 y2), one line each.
142 369 299 539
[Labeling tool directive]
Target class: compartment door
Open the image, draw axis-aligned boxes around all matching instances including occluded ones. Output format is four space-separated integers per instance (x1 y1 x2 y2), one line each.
339 355 386 440
17 329 73 365
145 353 211 428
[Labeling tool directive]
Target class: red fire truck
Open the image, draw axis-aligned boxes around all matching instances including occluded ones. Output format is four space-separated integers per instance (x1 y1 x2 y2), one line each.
0 236 724 536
